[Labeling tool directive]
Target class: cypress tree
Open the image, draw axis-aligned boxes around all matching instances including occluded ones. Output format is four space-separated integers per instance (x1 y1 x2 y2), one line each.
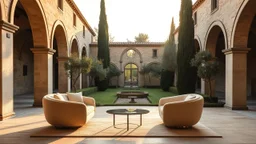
161 17 176 91
97 0 109 91
177 0 197 94
98 0 110 69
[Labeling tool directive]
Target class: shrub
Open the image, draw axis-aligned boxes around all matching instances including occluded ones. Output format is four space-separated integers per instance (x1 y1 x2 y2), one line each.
161 70 174 91
169 87 178 94
78 87 98 96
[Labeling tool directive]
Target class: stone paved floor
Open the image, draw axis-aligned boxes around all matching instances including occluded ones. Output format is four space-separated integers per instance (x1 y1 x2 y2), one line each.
0 94 256 144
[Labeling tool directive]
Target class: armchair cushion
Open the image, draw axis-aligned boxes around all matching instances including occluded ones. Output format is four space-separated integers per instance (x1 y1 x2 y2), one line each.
54 93 67 101
184 95 196 101
67 92 83 103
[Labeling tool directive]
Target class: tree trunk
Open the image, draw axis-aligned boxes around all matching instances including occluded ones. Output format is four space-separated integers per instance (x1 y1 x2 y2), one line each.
116 76 119 88
208 79 212 98
72 73 80 92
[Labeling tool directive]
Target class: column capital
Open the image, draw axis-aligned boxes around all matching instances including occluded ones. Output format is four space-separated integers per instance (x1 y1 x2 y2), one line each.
222 48 251 55
0 20 19 33
57 57 69 61
30 48 56 55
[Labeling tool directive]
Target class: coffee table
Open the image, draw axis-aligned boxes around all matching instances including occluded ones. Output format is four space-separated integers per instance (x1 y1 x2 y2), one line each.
106 109 149 131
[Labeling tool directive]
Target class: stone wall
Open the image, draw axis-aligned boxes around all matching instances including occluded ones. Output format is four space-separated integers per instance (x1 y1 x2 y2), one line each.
90 43 164 87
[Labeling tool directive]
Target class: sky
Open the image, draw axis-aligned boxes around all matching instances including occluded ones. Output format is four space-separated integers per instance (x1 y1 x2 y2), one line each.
74 0 196 42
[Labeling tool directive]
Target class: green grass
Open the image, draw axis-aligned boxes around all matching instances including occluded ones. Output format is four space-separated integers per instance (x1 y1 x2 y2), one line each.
140 88 176 105
87 88 177 106
87 88 118 105
86 88 224 107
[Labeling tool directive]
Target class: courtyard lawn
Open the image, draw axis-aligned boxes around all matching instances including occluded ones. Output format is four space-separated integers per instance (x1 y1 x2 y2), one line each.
87 88 177 106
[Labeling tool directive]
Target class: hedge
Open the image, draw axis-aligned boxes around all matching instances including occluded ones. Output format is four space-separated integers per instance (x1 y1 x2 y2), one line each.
169 86 221 104
78 87 98 96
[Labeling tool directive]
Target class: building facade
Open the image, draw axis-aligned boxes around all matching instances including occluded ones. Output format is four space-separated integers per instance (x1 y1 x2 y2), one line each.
182 0 256 110
90 42 164 87
0 0 95 120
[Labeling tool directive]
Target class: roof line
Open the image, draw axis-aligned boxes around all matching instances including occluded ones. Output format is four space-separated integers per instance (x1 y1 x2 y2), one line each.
192 0 205 11
90 42 165 47
66 0 96 36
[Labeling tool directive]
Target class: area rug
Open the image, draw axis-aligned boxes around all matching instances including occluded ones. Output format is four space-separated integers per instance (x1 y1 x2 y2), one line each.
31 117 222 138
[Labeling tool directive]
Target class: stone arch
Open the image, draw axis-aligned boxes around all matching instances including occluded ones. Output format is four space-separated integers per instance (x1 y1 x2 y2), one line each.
110 62 119 70
81 45 87 57
69 36 80 90
81 46 88 88
231 0 256 48
120 47 143 63
123 62 140 70
51 20 68 93
204 20 228 52
144 62 161 87
50 20 68 57
9 0 49 48
205 22 227 97
194 35 202 52
70 36 80 56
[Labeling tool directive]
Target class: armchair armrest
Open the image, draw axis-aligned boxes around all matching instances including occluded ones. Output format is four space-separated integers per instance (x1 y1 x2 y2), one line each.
159 95 187 106
43 98 87 127
83 96 96 106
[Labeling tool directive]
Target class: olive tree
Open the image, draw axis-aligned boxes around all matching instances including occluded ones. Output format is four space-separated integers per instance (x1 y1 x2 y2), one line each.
191 51 220 97
64 54 92 92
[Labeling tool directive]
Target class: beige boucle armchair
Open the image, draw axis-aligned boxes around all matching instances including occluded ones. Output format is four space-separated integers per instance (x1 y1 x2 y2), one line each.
43 94 96 128
159 94 204 128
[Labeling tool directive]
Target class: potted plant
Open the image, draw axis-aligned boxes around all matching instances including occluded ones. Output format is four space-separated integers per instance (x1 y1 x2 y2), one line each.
191 51 220 102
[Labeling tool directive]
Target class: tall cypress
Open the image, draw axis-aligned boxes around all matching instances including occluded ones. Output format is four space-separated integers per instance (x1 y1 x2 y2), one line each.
161 17 176 91
98 0 110 69
177 0 197 94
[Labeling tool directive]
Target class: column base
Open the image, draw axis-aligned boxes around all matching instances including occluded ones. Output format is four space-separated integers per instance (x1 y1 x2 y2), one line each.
33 102 43 107
0 112 15 121
225 104 248 110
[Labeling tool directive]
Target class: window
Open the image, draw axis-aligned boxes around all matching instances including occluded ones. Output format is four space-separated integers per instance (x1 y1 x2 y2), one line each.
153 49 157 58
73 13 76 27
58 0 63 10
194 12 197 25
83 26 85 38
127 49 135 58
211 0 218 12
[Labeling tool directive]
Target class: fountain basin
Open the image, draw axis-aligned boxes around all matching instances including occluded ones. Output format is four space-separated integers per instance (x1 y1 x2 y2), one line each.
116 91 149 98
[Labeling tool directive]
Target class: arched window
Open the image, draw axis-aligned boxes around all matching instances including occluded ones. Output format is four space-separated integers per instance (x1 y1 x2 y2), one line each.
124 63 138 86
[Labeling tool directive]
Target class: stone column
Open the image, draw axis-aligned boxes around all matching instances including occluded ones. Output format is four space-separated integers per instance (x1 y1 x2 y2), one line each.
57 57 68 93
223 48 250 110
31 48 55 107
0 21 19 121
201 79 205 94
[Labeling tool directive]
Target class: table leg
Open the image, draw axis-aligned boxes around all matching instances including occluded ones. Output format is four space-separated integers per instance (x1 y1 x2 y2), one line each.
140 114 142 126
113 114 115 128
127 114 129 131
